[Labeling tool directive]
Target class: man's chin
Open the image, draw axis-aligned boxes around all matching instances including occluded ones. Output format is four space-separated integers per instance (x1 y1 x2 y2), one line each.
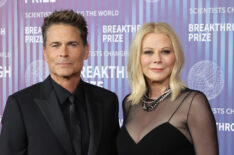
52 72 80 79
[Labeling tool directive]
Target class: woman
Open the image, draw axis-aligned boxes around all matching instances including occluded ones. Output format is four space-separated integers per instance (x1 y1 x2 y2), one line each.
117 22 218 155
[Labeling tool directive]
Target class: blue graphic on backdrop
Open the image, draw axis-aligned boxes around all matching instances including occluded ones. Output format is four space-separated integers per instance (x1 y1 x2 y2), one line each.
187 60 224 100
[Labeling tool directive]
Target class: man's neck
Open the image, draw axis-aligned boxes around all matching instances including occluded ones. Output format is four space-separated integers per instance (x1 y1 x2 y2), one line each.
50 74 80 93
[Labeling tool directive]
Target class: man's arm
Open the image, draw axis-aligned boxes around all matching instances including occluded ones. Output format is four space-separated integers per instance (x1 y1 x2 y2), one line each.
0 95 27 155
109 93 120 155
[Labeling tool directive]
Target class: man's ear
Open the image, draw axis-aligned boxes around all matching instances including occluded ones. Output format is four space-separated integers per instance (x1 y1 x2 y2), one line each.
84 44 89 60
43 47 48 62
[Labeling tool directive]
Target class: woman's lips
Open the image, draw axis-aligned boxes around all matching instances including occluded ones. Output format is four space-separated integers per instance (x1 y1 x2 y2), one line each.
150 68 164 71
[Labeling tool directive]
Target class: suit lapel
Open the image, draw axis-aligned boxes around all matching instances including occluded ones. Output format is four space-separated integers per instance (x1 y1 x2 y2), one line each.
84 83 103 155
35 77 73 155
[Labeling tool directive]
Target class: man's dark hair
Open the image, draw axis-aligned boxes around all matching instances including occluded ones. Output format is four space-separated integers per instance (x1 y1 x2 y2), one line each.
42 10 88 47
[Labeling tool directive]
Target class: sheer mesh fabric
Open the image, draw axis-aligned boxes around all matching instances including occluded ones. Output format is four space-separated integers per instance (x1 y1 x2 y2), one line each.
122 89 218 154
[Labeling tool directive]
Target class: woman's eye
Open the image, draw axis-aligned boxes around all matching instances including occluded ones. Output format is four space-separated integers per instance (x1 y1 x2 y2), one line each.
162 50 171 54
143 50 153 54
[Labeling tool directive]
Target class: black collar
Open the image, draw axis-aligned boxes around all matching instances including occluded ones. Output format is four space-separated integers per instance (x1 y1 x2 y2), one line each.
50 76 85 105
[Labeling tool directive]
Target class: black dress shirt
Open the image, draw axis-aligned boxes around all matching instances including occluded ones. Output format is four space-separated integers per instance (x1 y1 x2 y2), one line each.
50 77 90 155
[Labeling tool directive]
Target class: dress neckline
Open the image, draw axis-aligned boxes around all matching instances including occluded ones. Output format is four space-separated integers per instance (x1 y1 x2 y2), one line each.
124 122 193 145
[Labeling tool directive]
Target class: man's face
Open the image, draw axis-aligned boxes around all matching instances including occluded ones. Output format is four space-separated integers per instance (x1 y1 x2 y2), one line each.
43 24 89 80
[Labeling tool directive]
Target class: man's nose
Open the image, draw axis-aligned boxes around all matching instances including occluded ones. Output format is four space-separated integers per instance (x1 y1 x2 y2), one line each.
59 45 69 57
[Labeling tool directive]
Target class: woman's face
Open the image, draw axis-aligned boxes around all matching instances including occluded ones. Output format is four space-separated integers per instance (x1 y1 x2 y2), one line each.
140 33 175 84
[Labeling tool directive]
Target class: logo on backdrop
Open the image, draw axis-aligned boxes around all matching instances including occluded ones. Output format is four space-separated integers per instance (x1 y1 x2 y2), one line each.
24 59 49 87
102 24 141 43
77 10 119 17
187 60 224 100
25 0 56 4
0 27 6 36
0 0 7 7
25 26 42 43
0 65 11 78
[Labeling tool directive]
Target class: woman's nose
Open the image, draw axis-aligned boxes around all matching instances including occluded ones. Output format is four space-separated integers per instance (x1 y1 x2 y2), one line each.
153 53 161 63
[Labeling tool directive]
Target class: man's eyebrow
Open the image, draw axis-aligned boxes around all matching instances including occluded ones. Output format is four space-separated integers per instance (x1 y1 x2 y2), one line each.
49 42 60 46
67 41 79 44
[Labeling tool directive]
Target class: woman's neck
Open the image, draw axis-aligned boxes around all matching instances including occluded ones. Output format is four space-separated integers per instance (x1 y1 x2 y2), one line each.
147 79 170 99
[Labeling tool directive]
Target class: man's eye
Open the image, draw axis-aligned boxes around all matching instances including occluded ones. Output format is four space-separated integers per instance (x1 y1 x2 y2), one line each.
69 43 77 47
51 44 59 47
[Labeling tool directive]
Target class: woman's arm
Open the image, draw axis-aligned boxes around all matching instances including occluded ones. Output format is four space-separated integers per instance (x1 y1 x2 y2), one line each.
187 92 219 155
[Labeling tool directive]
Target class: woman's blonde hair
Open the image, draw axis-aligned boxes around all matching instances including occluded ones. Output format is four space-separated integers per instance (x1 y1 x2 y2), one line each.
127 22 186 105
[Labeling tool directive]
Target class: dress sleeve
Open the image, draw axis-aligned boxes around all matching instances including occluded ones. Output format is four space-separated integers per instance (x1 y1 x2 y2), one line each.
122 95 131 125
187 91 219 155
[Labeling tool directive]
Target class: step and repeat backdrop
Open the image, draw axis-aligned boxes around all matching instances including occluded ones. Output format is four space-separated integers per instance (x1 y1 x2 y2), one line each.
0 0 233 154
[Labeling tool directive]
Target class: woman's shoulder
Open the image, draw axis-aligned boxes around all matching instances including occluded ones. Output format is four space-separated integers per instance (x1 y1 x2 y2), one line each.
122 94 130 103
182 88 207 99
179 88 209 109
122 94 132 111
181 88 210 110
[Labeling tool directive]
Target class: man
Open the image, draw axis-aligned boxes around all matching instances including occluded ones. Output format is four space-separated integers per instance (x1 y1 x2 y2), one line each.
0 10 119 155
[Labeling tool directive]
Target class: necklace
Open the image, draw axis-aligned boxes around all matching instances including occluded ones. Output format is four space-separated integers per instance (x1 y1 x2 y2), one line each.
141 88 171 112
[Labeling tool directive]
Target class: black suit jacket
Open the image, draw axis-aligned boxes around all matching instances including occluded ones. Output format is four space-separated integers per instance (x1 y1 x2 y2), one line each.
0 77 119 155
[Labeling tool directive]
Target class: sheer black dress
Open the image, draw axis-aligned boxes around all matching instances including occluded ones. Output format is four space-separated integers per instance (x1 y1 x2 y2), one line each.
117 88 218 155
